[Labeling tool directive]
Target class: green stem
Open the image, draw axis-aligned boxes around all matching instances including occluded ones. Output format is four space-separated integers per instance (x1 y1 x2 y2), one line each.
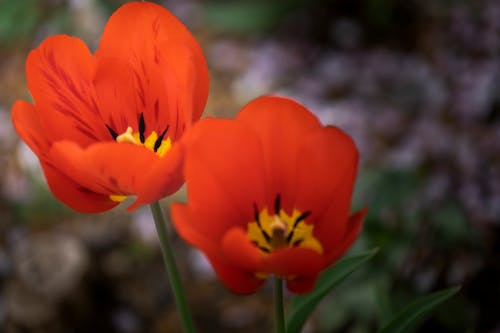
274 276 286 333
150 202 196 333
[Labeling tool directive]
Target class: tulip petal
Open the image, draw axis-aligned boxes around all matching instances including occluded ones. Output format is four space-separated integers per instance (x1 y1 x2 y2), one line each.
261 247 325 278
209 256 265 294
236 96 322 212
294 126 359 253
12 101 116 213
97 2 195 60
325 209 366 265
11 101 50 155
286 275 319 294
42 161 117 213
158 42 200 139
95 52 175 137
221 228 262 272
50 141 158 197
96 1 208 126
171 203 264 294
93 58 140 135
179 118 266 239
26 35 105 146
171 203 220 256
130 143 185 210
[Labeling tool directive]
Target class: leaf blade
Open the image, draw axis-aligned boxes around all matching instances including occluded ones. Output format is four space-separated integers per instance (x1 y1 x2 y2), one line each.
286 248 379 333
377 286 460 333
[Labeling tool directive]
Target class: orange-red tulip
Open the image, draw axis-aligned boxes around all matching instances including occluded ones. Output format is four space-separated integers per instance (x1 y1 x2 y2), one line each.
171 96 366 294
11 2 209 212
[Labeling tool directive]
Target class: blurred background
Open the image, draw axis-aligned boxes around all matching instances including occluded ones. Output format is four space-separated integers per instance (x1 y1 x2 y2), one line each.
0 0 499 332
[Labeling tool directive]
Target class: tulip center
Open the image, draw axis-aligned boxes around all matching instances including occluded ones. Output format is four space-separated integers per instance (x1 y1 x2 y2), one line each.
106 113 171 157
105 114 171 203
247 194 323 254
114 126 171 157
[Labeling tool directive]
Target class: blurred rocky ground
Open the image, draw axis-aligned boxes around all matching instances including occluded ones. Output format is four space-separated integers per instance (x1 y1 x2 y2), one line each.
0 0 499 332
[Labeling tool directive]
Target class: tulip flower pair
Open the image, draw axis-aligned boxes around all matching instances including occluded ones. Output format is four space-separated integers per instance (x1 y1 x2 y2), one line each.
11 2 365 295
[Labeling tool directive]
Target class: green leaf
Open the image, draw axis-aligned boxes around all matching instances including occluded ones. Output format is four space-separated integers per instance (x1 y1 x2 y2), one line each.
377 286 460 333
286 248 379 333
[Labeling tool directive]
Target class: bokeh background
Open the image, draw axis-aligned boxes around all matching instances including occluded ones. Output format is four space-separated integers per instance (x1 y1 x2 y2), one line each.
0 0 499 332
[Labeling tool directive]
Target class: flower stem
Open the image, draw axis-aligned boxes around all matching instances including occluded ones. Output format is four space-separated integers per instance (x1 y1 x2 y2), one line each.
274 276 286 333
150 201 196 333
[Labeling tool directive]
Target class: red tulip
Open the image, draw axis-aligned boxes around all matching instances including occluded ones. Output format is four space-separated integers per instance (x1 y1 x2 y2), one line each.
11 2 209 212
171 96 366 294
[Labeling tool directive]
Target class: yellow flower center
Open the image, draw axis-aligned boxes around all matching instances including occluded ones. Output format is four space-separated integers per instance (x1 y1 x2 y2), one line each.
105 113 171 203
247 195 323 254
115 126 171 157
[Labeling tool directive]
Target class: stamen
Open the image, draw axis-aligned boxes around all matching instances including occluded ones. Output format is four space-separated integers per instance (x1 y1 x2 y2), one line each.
252 203 272 243
116 126 138 144
261 229 271 243
139 113 146 143
106 124 118 140
274 194 281 215
293 211 311 228
252 241 270 253
246 205 322 254
154 125 169 152
109 119 171 157
253 203 261 227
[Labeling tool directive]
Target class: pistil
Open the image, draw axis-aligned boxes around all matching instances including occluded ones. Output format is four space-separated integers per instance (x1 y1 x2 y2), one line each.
269 216 288 249
247 195 323 255
116 126 138 144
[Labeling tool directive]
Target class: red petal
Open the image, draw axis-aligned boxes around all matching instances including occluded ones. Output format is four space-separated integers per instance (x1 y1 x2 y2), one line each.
236 96 322 212
93 58 139 135
158 41 207 139
178 118 266 240
294 126 359 253
97 2 199 61
209 256 265 294
221 228 262 272
42 161 117 213
26 35 104 146
261 247 325 277
96 2 208 129
50 141 158 198
170 203 216 252
11 101 50 156
130 143 185 211
95 52 174 136
325 209 366 264
12 101 116 213
171 203 264 294
286 275 319 294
